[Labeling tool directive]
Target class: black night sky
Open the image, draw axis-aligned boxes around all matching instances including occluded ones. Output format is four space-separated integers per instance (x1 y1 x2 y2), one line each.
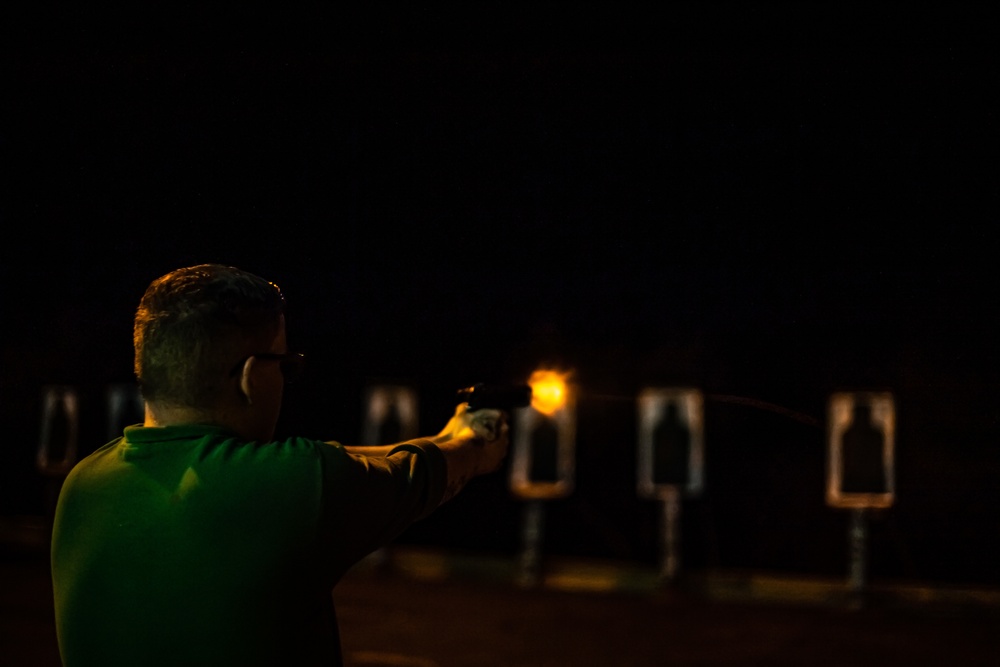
2 7 997 586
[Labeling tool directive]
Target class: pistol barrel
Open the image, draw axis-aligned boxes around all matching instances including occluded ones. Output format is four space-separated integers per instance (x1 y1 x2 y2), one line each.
457 384 532 411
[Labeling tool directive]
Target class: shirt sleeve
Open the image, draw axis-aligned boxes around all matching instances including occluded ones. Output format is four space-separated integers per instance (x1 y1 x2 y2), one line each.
315 438 448 577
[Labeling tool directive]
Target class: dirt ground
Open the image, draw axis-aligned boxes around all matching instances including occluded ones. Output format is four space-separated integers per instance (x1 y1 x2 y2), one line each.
4 549 997 667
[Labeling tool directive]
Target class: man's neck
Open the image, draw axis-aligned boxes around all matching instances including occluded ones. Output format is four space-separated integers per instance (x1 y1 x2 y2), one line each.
144 402 218 429
144 400 267 441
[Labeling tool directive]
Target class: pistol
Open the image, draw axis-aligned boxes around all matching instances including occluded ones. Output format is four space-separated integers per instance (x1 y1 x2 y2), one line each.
457 383 532 412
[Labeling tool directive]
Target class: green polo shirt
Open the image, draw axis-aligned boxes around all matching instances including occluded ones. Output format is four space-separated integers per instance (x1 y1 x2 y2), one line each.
51 424 447 666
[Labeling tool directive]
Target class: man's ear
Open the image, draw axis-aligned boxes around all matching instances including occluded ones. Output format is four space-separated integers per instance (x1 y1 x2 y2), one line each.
239 356 256 406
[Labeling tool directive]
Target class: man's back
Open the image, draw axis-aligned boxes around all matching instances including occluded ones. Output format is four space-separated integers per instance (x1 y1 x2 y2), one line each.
52 424 445 666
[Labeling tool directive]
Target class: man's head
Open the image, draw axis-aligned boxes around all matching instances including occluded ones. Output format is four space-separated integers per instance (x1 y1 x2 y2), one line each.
134 264 292 439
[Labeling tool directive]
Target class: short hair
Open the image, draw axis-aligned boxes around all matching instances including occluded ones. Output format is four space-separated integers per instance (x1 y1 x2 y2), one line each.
134 264 286 408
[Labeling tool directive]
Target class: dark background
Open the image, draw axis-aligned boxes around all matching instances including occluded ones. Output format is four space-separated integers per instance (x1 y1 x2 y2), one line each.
1 6 996 586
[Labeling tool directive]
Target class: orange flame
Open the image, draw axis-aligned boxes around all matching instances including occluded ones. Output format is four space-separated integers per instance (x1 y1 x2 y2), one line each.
528 369 572 416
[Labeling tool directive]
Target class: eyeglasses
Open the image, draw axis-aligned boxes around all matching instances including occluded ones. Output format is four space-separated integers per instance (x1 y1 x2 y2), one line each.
230 352 306 384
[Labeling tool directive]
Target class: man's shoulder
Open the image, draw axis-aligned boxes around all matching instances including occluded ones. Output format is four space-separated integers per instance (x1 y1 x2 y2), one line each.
74 425 348 474
122 424 333 450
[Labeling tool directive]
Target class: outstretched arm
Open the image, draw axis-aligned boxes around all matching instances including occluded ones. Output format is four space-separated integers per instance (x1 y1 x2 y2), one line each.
342 403 509 504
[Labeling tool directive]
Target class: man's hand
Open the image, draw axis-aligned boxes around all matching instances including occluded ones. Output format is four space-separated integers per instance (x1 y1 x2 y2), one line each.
434 402 505 441
432 403 510 500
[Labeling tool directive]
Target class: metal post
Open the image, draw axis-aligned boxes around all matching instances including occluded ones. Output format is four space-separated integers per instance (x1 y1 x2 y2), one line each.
518 500 545 588
660 486 681 583
848 507 868 602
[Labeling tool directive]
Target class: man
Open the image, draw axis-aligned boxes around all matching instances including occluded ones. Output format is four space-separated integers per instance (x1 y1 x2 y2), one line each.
51 264 509 666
